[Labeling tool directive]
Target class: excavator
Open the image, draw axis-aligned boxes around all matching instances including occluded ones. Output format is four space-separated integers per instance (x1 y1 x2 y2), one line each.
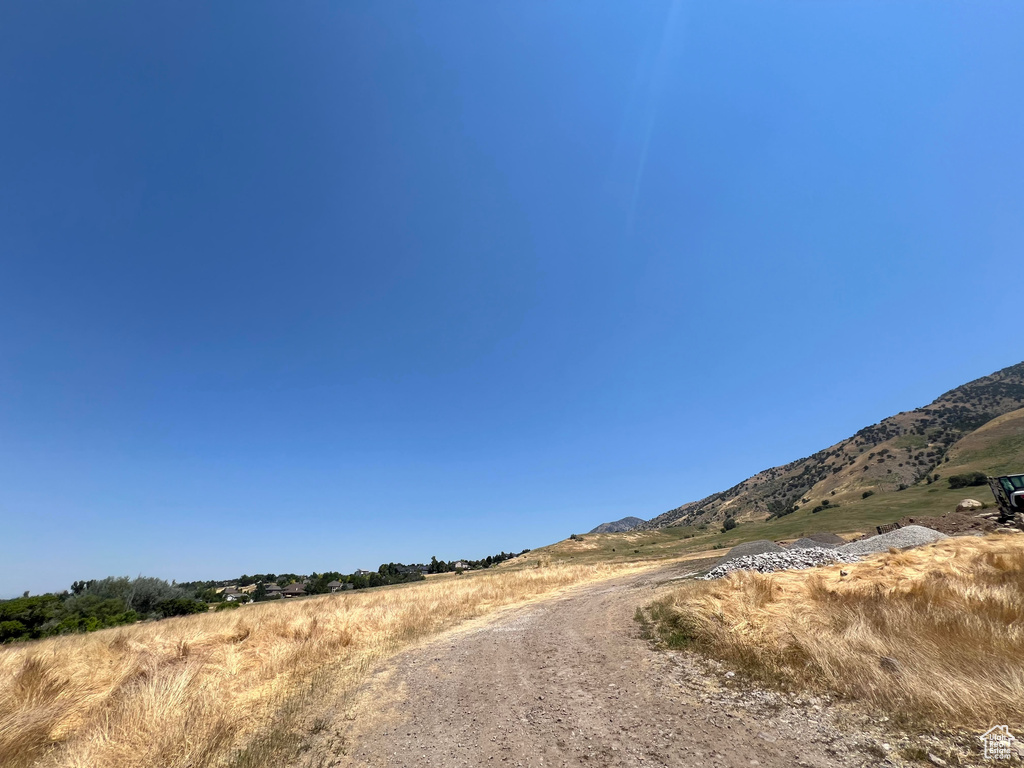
987 474 1024 526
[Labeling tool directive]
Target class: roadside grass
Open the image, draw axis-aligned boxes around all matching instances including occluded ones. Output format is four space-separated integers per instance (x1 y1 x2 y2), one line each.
636 534 1024 729
0 561 649 768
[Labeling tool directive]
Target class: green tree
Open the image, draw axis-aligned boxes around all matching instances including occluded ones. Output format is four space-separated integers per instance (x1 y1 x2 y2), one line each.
0 595 63 641
0 620 27 642
948 472 987 489
156 598 208 617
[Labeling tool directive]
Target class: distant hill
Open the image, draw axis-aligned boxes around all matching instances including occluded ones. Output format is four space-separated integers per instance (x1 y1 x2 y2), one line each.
589 516 646 534
640 361 1024 530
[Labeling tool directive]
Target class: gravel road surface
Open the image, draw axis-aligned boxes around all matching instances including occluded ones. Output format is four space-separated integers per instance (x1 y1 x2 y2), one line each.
317 564 890 768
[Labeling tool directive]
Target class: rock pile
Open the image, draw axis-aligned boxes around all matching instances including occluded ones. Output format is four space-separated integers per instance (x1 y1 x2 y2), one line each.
704 547 860 580
786 537 836 550
838 524 947 556
705 525 949 580
803 532 846 546
714 539 783 568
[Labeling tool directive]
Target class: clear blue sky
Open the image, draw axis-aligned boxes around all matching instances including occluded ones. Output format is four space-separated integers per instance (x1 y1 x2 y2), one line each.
1 2 1022 596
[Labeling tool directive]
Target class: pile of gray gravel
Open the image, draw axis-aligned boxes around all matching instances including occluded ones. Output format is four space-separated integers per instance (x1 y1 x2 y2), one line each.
715 539 783 567
704 548 861 580
702 526 948 580
804 532 846 546
786 537 836 550
838 525 947 556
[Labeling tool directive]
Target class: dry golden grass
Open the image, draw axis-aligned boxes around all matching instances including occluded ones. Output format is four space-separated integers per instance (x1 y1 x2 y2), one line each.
0 561 646 768
640 534 1024 728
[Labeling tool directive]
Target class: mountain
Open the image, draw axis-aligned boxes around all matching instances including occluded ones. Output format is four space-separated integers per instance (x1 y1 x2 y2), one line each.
589 516 646 534
641 361 1024 530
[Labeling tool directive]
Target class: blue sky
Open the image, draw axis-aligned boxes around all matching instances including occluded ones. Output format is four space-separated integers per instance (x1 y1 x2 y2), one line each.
1 2 1022 596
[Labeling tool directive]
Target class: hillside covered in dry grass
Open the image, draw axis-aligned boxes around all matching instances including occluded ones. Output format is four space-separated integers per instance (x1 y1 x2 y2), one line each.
637 533 1024 730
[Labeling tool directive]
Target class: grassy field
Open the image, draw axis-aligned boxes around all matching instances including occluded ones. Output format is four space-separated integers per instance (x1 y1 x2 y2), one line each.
510 525 713 567
0 560 654 768
944 407 1024 478
518 496 917 569
526 459 1009 569
637 533 1024 730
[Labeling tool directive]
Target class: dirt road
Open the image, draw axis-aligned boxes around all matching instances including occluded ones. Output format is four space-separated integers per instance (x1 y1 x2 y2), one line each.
330 565 884 768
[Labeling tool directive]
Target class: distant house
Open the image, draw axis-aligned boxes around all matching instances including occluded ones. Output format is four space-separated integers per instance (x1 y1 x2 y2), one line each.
354 569 374 576
264 584 283 598
453 561 472 571
327 580 343 593
222 588 245 602
282 582 306 598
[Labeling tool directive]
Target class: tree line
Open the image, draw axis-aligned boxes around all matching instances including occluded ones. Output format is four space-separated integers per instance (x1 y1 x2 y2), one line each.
1 548 532 643
426 549 528 573
0 576 207 643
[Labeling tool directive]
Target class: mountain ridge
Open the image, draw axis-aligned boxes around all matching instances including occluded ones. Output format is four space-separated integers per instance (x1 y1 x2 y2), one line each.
640 361 1024 530
588 516 646 534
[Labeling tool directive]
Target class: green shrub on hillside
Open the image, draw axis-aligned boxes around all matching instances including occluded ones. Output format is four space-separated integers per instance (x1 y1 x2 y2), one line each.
948 471 988 489
156 598 208 618
0 620 28 642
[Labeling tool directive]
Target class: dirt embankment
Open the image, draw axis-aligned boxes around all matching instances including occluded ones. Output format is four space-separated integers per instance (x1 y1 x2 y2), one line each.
898 507 999 535
305 563 901 768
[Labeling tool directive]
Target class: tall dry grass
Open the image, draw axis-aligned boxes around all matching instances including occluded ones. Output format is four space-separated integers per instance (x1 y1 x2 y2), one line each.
0 561 641 768
640 534 1024 728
